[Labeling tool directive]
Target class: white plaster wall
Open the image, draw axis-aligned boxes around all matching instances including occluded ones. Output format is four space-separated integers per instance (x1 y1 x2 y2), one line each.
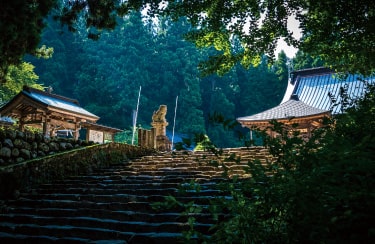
88 130 104 144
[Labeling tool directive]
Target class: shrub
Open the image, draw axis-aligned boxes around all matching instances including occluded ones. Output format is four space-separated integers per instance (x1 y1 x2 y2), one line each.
166 83 375 243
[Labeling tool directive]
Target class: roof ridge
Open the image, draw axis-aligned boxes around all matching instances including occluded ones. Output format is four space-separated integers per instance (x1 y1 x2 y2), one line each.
237 98 329 122
290 67 333 85
23 86 80 105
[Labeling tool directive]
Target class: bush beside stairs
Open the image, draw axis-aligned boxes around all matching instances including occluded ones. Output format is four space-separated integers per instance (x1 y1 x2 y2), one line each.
0 147 273 243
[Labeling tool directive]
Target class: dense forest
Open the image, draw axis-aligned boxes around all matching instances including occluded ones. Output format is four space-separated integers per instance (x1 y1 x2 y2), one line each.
23 12 300 148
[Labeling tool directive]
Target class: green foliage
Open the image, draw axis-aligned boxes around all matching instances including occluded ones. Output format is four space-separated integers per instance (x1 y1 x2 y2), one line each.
114 128 136 144
1 0 374 82
236 58 286 117
156 83 375 243
5 3 292 148
274 51 290 83
0 62 44 102
174 137 194 151
273 83 375 243
158 0 374 75
26 14 79 96
33 45 54 59
207 111 250 148
0 0 56 81
299 0 374 75
292 50 325 71
193 134 216 152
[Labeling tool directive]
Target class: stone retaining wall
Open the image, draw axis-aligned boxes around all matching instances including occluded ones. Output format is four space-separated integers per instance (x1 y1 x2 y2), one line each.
0 128 95 166
0 141 155 199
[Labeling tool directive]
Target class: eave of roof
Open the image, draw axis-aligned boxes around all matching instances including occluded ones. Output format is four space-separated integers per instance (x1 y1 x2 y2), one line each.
237 97 330 123
82 121 123 133
0 86 99 121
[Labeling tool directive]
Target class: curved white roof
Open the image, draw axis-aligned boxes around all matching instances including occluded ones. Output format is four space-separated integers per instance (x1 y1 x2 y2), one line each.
238 67 374 124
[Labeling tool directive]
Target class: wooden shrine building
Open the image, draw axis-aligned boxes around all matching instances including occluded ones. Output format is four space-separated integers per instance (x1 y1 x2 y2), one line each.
0 86 122 143
237 67 374 138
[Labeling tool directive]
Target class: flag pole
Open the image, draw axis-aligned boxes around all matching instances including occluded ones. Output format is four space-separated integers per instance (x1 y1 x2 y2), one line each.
132 86 141 145
171 95 178 149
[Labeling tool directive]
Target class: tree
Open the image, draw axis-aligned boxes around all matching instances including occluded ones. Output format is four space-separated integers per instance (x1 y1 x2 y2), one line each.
292 50 325 71
55 0 374 76
25 16 81 96
0 62 44 102
0 0 56 82
72 13 155 129
165 82 375 243
235 56 285 118
177 75 206 136
299 0 374 75
206 89 238 148
260 82 375 243
273 51 290 84
1 0 373 82
25 6 290 145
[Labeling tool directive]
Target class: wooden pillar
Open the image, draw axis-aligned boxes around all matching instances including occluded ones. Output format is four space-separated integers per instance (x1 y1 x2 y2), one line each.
86 128 90 141
307 125 311 138
18 117 25 132
43 115 50 137
74 122 80 140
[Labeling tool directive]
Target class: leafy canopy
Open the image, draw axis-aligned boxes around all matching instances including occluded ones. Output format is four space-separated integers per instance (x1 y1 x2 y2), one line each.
1 0 374 81
0 63 44 102
44 0 375 76
0 0 55 82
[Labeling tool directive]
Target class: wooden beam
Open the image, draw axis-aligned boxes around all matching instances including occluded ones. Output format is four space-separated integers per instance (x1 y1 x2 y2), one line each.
48 107 98 122
22 120 43 124
48 118 77 130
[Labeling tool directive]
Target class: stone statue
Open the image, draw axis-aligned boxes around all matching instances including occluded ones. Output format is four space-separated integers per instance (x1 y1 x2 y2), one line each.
152 105 167 122
138 105 171 151
151 105 171 151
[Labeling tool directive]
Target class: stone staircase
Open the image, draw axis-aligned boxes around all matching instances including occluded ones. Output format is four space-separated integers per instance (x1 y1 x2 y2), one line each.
0 147 273 243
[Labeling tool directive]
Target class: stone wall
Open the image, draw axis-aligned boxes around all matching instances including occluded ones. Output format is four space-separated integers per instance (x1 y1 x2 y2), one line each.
0 142 155 199
0 128 95 166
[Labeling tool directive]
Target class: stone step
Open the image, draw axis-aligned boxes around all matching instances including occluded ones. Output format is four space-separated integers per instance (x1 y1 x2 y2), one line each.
32 188 179 197
0 231 125 243
0 214 212 235
27 188 228 198
5 196 220 215
39 176 229 188
128 160 252 167
5 207 219 224
33 181 224 191
5 198 161 212
0 147 272 242
0 222 189 243
19 193 227 206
